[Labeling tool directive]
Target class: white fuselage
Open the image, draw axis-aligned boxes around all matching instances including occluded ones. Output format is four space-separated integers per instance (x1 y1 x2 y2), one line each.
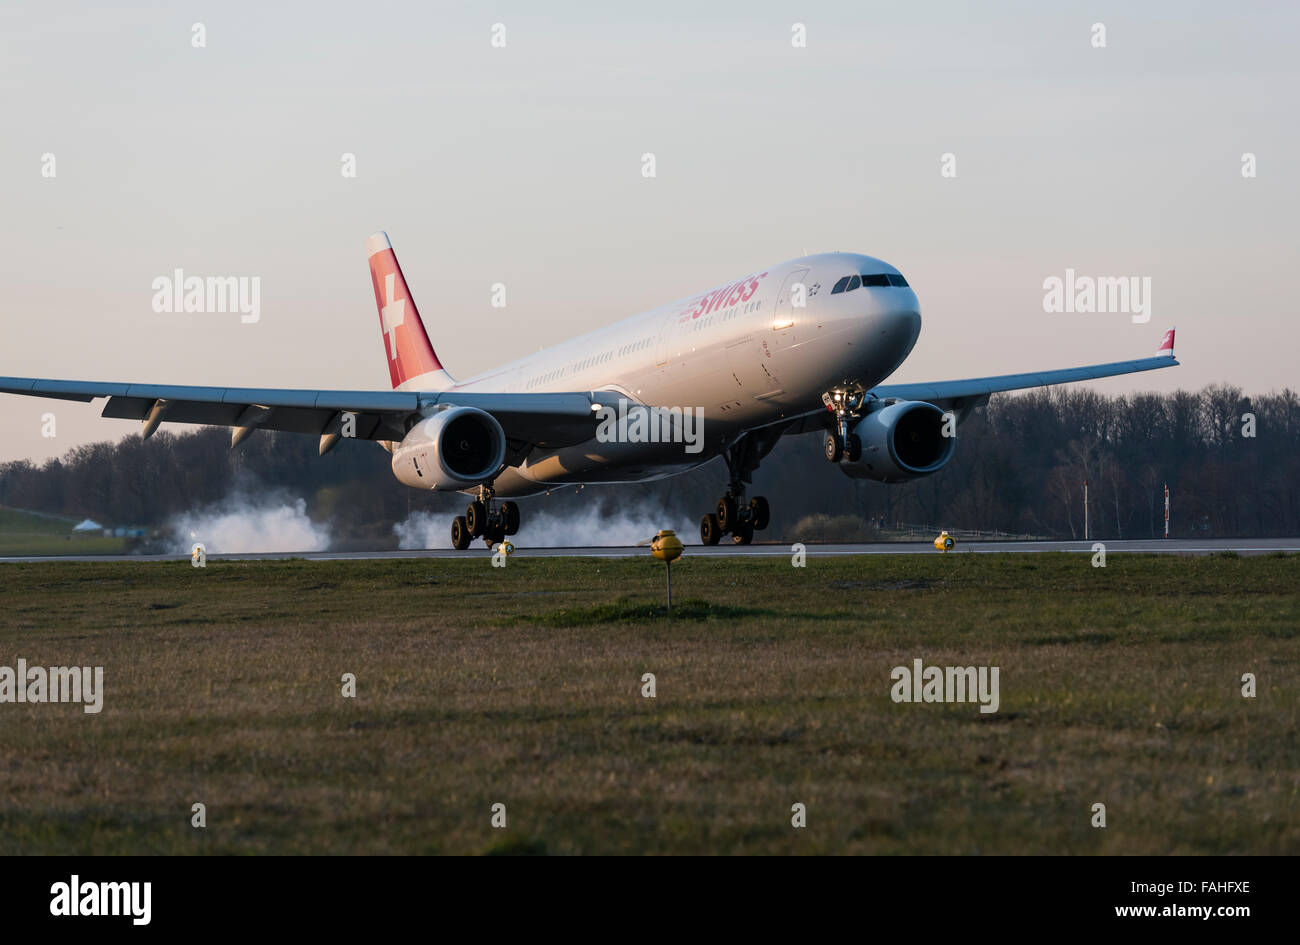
419 253 922 497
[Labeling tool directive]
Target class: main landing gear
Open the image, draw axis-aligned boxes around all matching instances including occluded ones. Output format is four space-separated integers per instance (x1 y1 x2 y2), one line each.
451 485 520 550
699 430 781 546
700 493 769 546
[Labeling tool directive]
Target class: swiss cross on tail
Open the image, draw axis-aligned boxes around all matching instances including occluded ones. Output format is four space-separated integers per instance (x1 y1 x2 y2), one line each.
366 231 444 389
380 273 405 359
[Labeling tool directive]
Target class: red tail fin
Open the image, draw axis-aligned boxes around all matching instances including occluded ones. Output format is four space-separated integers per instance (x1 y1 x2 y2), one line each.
367 232 444 389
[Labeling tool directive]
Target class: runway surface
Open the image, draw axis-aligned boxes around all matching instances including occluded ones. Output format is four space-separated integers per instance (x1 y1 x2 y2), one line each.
2 537 1297 563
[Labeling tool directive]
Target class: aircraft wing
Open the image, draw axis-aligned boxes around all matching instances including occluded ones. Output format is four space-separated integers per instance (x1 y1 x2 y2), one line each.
872 327 1179 411
775 328 1180 434
0 377 609 449
871 356 1178 410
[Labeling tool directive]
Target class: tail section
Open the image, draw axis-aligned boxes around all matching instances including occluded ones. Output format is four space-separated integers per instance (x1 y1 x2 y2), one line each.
366 232 454 390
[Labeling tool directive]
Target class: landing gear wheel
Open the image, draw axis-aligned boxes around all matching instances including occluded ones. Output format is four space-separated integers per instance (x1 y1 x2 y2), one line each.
845 434 862 463
466 501 486 537
708 428 781 546
501 501 520 536
716 496 738 532
451 516 472 550
824 433 844 463
483 525 505 549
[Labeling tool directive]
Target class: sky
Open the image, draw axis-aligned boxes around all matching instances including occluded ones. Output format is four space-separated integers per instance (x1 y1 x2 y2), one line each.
1 1 1296 463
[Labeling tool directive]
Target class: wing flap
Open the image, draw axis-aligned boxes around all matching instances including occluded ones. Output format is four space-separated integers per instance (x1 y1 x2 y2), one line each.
95 397 394 439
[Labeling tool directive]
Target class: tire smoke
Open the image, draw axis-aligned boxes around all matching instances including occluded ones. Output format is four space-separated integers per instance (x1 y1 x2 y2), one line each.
169 495 331 554
393 501 697 549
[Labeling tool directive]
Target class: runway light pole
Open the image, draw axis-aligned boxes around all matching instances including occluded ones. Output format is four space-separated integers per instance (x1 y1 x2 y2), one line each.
650 530 684 614
1164 483 1170 539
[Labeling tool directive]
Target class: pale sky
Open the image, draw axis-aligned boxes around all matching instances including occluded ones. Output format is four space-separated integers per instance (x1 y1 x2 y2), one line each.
1 1 1296 462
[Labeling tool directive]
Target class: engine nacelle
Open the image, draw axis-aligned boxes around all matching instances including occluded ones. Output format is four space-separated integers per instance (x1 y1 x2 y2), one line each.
391 406 506 490
839 400 955 483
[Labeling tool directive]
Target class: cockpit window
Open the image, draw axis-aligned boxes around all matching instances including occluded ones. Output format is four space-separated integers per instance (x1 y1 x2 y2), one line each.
835 272 909 294
861 272 910 287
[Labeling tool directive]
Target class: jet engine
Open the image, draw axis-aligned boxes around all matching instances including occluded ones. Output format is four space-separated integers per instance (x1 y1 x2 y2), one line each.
391 406 506 490
838 400 955 483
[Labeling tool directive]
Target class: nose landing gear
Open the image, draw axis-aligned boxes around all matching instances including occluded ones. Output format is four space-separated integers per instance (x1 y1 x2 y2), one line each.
451 485 520 550
822 387 868 463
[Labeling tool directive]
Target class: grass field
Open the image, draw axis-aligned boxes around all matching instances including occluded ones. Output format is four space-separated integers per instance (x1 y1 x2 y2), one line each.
0 507 128 557
0 552 1296 855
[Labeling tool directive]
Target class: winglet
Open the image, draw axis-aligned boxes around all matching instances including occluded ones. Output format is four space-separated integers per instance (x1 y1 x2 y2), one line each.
1156 327 1176 358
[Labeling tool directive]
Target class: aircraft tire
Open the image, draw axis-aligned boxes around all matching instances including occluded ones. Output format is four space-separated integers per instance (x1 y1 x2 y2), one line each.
451 516 472 550
466 501 486 537
716 496 738 532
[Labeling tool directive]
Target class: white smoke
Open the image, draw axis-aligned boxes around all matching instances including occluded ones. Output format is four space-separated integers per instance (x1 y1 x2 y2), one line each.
392 501 697 549
393 511 451 550
518 503 696 547
170 496 331 554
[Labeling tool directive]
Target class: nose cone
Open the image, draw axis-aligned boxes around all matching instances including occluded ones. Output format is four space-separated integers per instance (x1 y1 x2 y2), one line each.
896 300 921 349
876 294 921 376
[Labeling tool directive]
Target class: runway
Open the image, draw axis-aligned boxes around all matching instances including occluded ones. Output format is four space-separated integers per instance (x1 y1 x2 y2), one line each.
1 537 1297 564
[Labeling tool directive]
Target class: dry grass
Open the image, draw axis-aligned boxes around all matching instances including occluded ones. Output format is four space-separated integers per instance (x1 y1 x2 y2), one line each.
0 552 1296 854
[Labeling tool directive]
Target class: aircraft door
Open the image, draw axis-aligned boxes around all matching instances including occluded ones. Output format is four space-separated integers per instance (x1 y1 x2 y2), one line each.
653 308 679 367
772 267 810 331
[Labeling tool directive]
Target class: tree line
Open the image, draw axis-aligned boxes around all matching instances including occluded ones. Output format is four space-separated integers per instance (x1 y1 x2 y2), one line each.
1 385 1295 544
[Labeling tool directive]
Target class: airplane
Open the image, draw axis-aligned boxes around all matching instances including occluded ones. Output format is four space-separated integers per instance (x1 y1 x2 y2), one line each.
0 231 1178 550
